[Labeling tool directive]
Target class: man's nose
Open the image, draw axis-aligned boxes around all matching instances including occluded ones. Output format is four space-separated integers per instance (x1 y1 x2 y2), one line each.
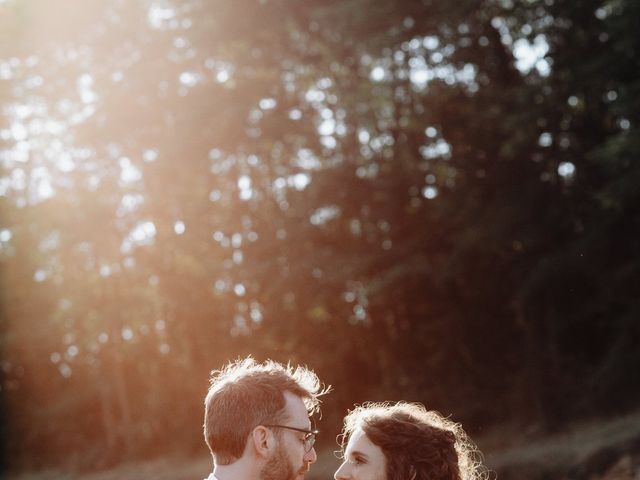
304 446 317 464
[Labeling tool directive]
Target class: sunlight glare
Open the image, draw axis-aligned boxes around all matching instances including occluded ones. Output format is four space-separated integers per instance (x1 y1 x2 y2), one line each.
34 269 47 282
318 119 335 136
422 186 438 199
59 364 72 378
370 66 386 82
77 74 97 104
121 220 157 253
558 161 576 178
288 172 311 191
513 35 550 76
420 139 451 160
117 194 144 217
238 175 253 200
234 283 246 296
179 71 200 88
121 327 134 341
174 220 185 235
143 149 158 162
259 98 276 110
310 205 340 226
295 149 321 170
119 157 143 184
147 3 177 30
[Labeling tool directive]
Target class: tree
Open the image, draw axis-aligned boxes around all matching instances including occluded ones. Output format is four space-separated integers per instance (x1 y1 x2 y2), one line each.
1 0 639 470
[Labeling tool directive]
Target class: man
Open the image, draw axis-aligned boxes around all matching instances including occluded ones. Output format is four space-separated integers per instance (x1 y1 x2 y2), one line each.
203 357 330 480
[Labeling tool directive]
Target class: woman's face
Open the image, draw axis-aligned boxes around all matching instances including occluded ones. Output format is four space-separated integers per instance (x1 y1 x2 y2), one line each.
334 428 387 480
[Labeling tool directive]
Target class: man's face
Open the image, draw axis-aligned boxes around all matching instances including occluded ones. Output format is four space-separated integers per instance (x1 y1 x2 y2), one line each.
261 441 295 480
260 391 317 480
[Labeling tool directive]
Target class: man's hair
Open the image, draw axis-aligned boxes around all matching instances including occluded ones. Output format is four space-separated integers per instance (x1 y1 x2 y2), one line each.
203 357 328 464
338 402 488 480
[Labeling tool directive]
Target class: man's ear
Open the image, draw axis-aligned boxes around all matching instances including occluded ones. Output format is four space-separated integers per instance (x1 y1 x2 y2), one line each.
251 426 274 458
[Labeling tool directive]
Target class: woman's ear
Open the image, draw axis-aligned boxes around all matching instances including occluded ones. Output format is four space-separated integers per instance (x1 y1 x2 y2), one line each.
251 426 273 458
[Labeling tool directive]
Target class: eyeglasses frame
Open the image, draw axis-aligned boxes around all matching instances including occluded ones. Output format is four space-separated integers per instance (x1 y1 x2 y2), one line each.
262 424 319 452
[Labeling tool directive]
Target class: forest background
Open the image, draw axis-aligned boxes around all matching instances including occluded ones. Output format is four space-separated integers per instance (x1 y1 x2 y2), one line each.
1 0 639 478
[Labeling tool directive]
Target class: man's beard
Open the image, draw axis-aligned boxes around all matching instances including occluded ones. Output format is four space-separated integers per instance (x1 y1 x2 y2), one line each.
260 443 300 480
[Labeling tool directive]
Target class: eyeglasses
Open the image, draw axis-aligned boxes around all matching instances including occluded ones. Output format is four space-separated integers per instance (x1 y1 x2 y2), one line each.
263 424 318 452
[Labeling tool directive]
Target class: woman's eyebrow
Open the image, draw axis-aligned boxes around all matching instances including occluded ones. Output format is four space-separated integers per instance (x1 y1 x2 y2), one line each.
349 450 369 460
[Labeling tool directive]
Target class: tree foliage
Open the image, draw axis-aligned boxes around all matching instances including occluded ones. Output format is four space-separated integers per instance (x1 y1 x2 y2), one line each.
0 0 639 471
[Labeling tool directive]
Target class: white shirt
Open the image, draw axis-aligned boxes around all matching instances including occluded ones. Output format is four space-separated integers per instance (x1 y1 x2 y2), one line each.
204 474 218 480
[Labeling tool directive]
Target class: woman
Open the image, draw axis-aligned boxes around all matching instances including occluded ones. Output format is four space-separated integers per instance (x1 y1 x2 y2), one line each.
334 402 487 480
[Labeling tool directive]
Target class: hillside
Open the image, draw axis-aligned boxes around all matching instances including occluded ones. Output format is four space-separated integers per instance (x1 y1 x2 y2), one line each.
7 411 640 480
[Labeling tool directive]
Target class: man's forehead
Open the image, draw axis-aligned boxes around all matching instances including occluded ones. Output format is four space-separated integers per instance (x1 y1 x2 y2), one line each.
283 391 312 425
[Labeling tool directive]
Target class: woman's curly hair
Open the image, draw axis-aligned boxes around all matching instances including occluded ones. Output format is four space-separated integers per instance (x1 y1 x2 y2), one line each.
338 402 488 480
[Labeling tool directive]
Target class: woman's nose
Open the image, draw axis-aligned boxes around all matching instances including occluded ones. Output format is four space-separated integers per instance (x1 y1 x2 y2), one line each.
334 461 350 479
